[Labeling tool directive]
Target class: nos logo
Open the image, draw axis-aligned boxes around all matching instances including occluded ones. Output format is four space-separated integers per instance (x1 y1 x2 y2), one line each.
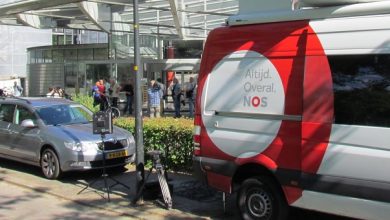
244 96 268 108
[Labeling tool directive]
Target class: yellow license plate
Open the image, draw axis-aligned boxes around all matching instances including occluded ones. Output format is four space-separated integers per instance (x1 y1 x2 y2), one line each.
107 150 128 159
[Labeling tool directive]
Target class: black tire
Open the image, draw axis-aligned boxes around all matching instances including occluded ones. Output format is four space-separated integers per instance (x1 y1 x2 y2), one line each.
111 107 120 118
41 148 62 179
238 176 288 220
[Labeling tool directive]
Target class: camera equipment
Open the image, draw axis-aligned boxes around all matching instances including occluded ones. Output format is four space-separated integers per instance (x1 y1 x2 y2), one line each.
133 150 172 209
78 109 129 201
93 110 113 134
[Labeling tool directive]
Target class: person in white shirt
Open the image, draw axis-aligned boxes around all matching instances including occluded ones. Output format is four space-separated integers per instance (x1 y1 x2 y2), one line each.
12 81 23 97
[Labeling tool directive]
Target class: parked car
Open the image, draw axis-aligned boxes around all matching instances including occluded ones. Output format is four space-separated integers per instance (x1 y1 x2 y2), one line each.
0 97 135 179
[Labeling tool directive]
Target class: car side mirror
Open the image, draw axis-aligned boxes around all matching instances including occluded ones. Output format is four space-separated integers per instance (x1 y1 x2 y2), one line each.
21 119 37 128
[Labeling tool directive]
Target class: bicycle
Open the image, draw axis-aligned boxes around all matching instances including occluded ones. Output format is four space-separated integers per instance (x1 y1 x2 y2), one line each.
101 95 121 118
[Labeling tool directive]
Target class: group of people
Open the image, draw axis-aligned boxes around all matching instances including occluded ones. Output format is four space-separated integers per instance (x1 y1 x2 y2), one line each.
171 77 196 118
46 86 67 98
88 76 196 118
148 76 196 118
0 81 24 97
92 78 134 114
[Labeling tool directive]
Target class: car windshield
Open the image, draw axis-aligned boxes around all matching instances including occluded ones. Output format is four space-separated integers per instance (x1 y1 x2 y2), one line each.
36 104 92 126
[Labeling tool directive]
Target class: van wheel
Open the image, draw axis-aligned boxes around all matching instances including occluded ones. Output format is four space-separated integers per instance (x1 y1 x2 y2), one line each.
238 176 288 220
41 148 61 179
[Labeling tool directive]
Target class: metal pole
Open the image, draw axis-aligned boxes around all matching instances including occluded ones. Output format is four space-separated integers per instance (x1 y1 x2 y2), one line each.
133 0 145 204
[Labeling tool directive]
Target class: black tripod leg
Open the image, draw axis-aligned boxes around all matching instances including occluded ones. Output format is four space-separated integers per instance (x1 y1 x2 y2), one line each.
108 176 131 190
103 173 111 202
157 168 172 209
132 167 153 204
78 178 99 195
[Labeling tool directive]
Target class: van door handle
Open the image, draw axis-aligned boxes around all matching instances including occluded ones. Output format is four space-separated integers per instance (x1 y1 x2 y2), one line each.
214 121 219 128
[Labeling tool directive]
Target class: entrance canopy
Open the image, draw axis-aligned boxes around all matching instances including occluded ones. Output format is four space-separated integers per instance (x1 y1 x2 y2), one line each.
0 0 239 40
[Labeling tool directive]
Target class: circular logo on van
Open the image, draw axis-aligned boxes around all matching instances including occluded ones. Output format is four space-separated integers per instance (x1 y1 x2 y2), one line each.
201 50 285 158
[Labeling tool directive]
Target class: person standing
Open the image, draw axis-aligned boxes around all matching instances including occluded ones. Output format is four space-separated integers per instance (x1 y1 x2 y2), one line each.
92 81 102 109
98 79 106 95
104 78 111 95
185 77 196 118
97 79 109 111
148 80 162 118
156 78 166 116
171 77 182 118
12 81 23 97
121 80 134 115
109 78 121 108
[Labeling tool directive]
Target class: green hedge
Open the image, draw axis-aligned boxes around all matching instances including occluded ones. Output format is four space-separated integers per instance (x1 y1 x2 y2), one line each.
115 117 194 172
72 94 100 112
73 95 195 171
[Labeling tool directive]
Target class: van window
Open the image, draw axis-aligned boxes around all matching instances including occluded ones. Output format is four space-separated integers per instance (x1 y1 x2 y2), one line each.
329 55 390 127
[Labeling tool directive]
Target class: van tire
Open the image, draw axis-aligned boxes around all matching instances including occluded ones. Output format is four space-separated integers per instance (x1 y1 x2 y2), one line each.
238 176 288 220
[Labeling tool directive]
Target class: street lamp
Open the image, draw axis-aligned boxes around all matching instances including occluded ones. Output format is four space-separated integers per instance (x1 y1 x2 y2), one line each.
133 0 144 204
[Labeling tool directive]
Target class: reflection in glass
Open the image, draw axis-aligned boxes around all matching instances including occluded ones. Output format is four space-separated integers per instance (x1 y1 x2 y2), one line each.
330 55 390 127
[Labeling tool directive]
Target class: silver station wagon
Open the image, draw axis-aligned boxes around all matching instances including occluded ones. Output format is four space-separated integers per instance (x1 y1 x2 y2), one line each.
0 97 135 179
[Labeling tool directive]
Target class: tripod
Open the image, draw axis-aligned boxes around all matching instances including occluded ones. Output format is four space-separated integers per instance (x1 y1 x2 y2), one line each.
78 133 130 202
133 150 172 209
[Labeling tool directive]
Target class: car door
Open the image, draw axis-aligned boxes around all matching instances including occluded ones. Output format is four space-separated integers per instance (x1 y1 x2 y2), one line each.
0 103 15 156
8 105 41 163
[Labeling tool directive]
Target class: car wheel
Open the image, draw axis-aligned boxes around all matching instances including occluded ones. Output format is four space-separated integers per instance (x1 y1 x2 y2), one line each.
41 148 61 179
238 176 288 220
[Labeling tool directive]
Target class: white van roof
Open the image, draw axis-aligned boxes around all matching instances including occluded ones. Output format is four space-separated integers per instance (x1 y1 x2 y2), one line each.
229 0 390 26
300 0 389 7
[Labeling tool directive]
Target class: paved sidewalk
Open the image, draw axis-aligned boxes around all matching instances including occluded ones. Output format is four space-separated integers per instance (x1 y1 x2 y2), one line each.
0 159 353 220
0 181 130 220
0 161 236 220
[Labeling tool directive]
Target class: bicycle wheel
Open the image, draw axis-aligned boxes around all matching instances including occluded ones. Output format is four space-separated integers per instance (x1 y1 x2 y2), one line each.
111 107 120 118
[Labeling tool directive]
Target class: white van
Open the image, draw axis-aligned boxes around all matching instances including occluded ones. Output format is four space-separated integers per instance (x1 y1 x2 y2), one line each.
193 1 390 220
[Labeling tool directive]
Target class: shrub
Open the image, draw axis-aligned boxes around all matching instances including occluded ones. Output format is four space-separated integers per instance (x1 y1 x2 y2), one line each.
115 117 194 172
72 95 194 171
72 94 99 112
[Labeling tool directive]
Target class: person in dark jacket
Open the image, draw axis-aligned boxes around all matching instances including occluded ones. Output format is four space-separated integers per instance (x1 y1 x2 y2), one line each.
121 80 134 115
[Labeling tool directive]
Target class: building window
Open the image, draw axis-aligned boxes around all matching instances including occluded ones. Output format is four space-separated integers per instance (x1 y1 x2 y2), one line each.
28 50 35 64
64 49 77 61
52 36 58 46
52 49 64 63
77 48 93 60
43 50 52 63
35 50 43 63
93 48 108 60
329 55 390 127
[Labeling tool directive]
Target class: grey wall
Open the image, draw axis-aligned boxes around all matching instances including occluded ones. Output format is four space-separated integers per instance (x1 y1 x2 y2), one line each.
27 63 64 96
0 25 52 79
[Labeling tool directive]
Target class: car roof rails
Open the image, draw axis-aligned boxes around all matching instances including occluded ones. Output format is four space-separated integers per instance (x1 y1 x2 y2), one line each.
1 95 31 104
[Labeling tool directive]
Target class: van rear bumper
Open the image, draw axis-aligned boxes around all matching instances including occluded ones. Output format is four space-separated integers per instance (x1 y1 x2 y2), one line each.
193 156 237 182
193 156 207 183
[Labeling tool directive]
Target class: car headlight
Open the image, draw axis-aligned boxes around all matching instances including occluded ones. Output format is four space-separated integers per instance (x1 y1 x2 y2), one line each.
64 142 98 152
119 139 128 147
81 141 98 152
126 136 135 147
